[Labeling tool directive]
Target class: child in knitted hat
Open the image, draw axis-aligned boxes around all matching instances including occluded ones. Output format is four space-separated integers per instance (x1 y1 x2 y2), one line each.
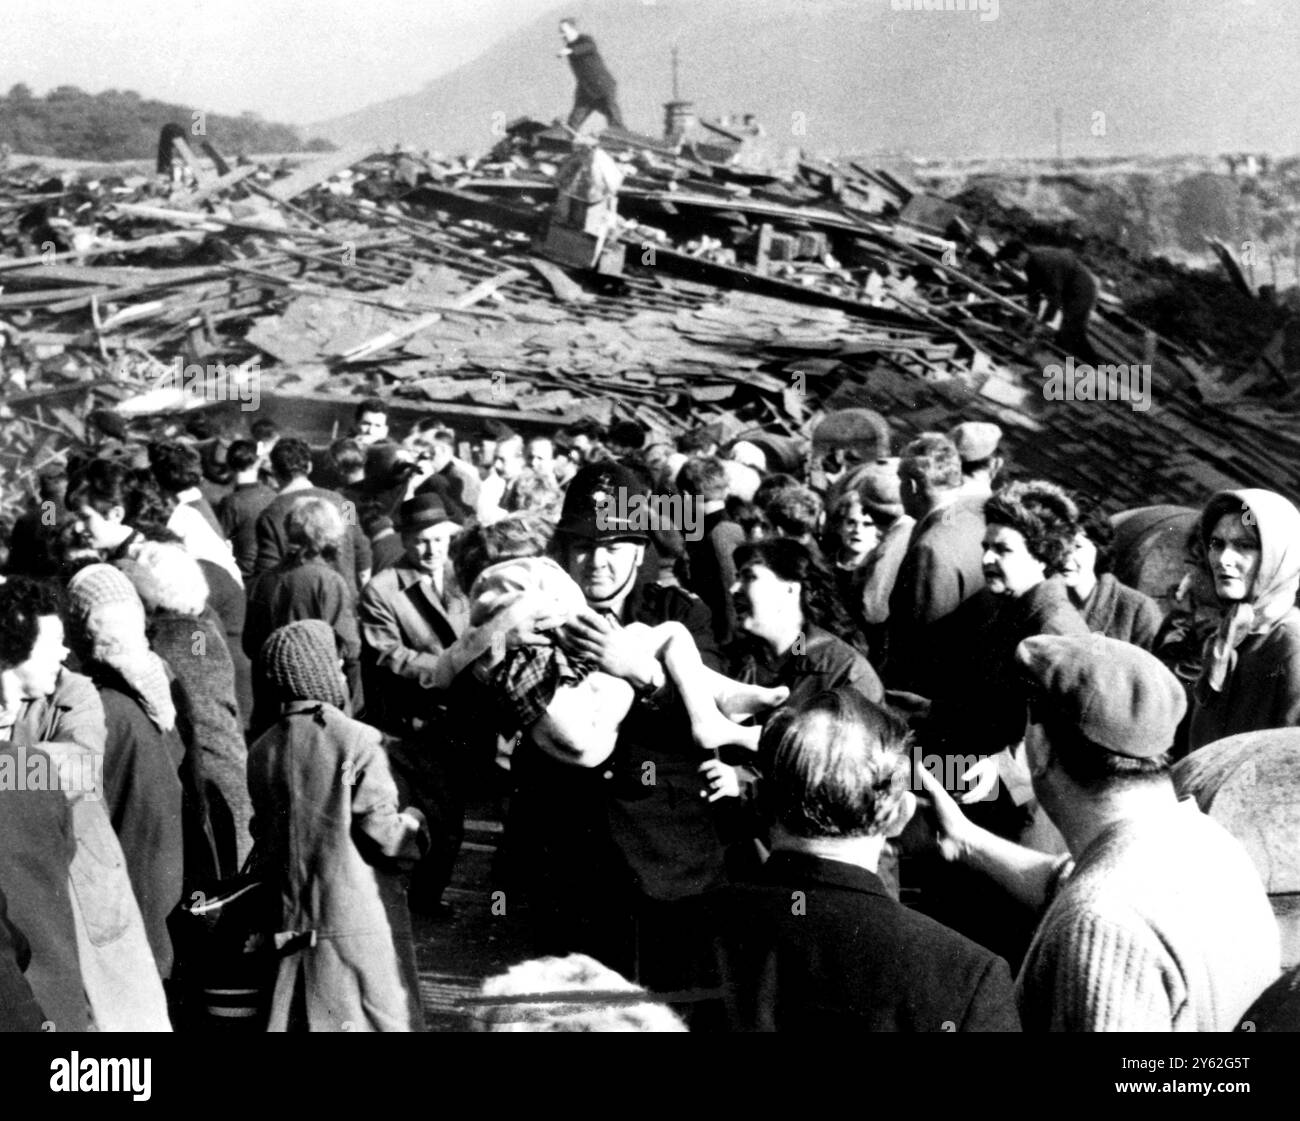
251 619 427 1032
468 554 788 764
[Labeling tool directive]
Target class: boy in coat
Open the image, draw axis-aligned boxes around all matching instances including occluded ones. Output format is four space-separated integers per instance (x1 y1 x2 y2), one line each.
249 620 429 1032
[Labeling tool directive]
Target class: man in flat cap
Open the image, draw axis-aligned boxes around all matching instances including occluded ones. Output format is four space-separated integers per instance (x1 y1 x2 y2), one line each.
810 407 892 508
950 421 1004 500
921 634 1280 1031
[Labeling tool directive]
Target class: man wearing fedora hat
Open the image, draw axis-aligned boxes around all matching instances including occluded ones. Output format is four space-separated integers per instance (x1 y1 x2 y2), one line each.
359 494 471 737
358 494 474 915
920 633 1280 1031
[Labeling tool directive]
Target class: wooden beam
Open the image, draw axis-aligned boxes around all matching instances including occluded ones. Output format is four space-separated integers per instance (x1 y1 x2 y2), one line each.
264 144 376 202
338 268 527 362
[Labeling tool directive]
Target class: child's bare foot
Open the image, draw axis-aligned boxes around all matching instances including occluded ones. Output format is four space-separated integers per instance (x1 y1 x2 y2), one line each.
715 682 789 720
693 714 763 754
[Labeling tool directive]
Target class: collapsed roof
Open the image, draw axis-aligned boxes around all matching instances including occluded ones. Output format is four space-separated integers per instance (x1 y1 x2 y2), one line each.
2 122 1297 533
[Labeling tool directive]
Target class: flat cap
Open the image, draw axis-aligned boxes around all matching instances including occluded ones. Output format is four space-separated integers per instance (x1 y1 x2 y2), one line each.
811 408 891 461
842 459 904 521
1015 634 1186 758
949 421 1002 464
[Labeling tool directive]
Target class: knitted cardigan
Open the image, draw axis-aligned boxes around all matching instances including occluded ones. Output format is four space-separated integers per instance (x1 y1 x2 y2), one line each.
1016 800 1279 1031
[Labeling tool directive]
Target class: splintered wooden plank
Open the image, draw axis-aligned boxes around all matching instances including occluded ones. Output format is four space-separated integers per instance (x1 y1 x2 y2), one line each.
527 257 592 304
176 163 258 207
263 145 377 202
169 135 212 185
339 268 527 362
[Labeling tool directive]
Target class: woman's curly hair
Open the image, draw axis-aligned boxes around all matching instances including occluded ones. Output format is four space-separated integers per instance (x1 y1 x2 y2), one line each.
0 577 64 670
983 480 1080 575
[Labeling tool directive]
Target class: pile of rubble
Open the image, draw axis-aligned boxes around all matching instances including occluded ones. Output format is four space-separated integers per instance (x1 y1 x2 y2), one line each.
2 119 1298 533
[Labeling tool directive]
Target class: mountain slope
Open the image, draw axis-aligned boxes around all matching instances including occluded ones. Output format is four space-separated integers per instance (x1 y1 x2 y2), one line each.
313 0 1300 159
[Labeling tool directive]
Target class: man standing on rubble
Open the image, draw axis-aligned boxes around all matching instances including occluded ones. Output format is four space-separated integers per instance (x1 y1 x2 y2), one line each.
558 17 625 133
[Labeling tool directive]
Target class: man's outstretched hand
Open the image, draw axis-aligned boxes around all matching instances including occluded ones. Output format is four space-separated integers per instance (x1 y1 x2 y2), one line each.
914 763 974 864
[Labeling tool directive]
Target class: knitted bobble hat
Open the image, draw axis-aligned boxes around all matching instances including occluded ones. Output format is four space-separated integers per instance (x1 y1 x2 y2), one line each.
259 620 347 710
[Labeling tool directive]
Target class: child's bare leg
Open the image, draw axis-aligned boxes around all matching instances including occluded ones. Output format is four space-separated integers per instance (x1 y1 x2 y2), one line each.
638 621 788 751
700 667 789 720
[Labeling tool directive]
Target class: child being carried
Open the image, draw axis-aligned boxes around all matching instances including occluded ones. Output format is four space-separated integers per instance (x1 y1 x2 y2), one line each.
467 554 788 768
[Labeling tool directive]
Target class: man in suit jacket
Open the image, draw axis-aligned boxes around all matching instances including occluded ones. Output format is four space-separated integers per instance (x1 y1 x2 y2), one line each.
888 432 987 695
558 17 624 131
709 688 1021 1032
358 494 472 737
218 439 277 579
358 494 473 915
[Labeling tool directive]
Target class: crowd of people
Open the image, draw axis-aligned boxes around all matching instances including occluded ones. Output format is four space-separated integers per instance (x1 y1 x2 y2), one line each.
0 394 1292 1032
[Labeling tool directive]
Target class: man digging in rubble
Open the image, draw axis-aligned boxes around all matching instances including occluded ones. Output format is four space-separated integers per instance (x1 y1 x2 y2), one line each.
997 241 1100 364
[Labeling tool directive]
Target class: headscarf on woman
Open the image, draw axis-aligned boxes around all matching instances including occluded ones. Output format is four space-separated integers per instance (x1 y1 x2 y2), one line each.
65 563 185 981
66 564 176 731
1198 489 1300 693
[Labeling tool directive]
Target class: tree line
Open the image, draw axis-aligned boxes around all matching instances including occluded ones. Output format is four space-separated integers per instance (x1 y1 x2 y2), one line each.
0 84 335 161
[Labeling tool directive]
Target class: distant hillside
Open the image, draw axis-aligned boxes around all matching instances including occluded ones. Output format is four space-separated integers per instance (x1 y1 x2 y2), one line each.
313 0 1300 160
0 84 336 161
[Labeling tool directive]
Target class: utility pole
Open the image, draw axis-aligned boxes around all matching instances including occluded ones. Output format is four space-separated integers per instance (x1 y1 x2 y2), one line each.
1054 107 1064 165
671 45 680 101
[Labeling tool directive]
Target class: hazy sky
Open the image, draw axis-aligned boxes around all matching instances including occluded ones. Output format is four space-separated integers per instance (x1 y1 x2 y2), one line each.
4 0 1296 158
3 0 562 123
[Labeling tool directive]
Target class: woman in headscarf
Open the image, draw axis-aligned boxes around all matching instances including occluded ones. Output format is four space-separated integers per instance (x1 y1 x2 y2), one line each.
249 620 429 1032
66 461 254 729
121 541 252 879
65 564 185 982
1188 488 1300 751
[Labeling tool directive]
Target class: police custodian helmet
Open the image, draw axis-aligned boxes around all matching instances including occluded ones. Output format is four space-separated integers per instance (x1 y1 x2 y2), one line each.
556 461 652 544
